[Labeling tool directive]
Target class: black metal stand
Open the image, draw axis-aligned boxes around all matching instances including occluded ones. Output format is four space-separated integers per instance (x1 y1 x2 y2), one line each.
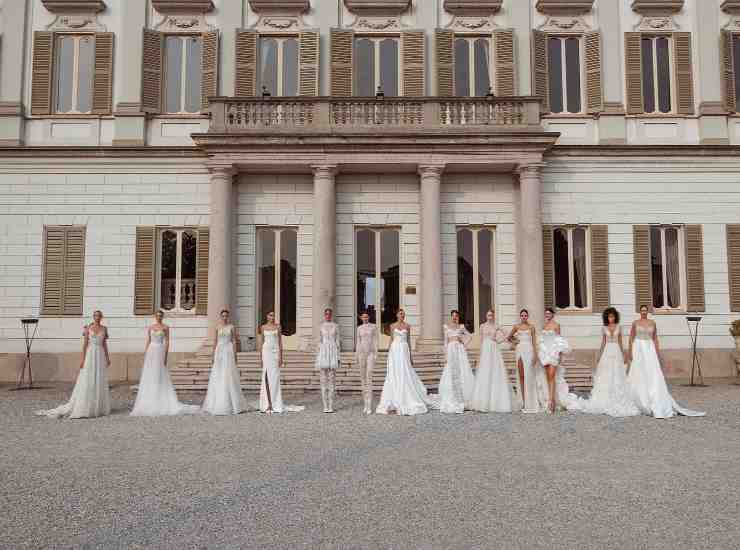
684 316 707 387
14 318 38 390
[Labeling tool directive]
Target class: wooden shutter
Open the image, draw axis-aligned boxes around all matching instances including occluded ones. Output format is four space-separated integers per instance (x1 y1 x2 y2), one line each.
402 30 425 96
435 29 455 96
330 28 354 96
543 225 554 309
494 29 515 96
532 30 549 112
299 30 320 96
31 31 54 116
63 227 86 316
142 29 163 113
721 31 737 113
590 225 610 311
625 32 643 115
92 32 114 115
684 224 705 312
196 227 210 316
134 226 156 315
201 31 219 110
673 32 695 115
41 226 86 317
727 224 740 312
584 31 604 114
633 225 652 312
235 29 258 96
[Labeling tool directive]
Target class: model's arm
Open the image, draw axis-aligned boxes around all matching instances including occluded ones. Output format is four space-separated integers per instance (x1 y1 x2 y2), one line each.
144 327 151 354
598 332 606 360
80 326 89 370
277 325 284 367
232 325 240 357
372 326 378 354
530 326 538 357
652 323 662 364
506 325 517 343
407 325 415 368
460 326 472 348
628 323 636 362
102 327 111 367
163 326 170 366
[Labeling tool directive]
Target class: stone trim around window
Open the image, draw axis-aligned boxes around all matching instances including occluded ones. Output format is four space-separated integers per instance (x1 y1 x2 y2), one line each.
535 0 594 16
344 0 411 17
443 0 502 17
151 0 215 15
248 0 310 13
41 0 106 13
631 0 684 16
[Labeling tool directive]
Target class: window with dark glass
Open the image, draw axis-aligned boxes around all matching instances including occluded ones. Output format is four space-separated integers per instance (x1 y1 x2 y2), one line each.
453 37 491 97
159 228 197 312
552 226 589 310
258 36 299 97
547 36 582 114
164 35 202 114
650 225 683 309
641 36 672 114
354 37 399 96
54 34 94 114
457 227 495 334
257 228 298 337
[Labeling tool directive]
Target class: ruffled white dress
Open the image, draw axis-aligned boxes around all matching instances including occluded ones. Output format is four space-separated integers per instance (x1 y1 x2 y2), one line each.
259 329 304 413
436 325 476 414
376 328 432 416
537 328 582 411
202 325 247 415
470 323 512 413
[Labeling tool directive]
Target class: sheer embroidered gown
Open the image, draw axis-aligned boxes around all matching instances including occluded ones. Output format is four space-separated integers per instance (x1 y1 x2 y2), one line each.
627 323 705 418
315 321 341 412
36 327 111 419
538 329 581 411
471 323 512 413
202 324 247 415
259 329 304 413
513 327 542 413
355 323 378 414
376 328 432 416
437 325 476 414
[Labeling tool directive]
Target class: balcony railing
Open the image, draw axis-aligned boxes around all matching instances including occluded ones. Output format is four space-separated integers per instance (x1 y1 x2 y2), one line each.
207 96 543 134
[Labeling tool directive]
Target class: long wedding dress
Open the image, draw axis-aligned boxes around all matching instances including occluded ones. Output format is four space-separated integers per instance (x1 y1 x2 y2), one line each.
259 329 304 413
437 324 476 414
376 328 431 416
36 327 111 419
627 323 705 419
202 324 248 415
513 328 543 413
470 323 512 413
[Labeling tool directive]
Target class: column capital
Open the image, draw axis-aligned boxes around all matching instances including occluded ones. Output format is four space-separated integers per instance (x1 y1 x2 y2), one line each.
310 164 339 178
517 162 545 178
206 163 237 179
417 163 446 178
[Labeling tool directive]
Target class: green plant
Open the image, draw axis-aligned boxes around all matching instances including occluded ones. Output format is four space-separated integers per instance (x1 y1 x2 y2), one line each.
730 320 740 337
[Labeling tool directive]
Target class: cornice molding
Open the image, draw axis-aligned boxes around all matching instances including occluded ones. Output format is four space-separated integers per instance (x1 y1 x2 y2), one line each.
535 0 594 16
249 0 310 13
631 0 684 16
151 0 214 15
443 0 502 17
721 0 740 14
343 0 411 16
41 0 106 13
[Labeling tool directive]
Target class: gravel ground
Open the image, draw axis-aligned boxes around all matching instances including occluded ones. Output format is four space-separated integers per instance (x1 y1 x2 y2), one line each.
1 381 739 550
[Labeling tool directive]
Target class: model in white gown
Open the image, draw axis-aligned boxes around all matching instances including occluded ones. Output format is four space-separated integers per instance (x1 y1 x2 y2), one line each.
202 314 247 416
436 313 476 414
627 311 705 419
315 309 341 413
538 314 581 412
471 313 513 413
355 313 378 414
36 312 111 419
258 316 304 414
508 310 542 413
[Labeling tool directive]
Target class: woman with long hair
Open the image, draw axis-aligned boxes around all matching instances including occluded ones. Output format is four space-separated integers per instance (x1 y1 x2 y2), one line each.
507 309 541 413
471 309 512 413
202 309 247 415
315 308 341 413
258 311 304 414
436 310 476 414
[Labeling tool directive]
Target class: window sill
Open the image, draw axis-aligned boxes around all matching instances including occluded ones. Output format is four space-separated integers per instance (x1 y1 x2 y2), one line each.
30 114 114 120
150 113 210 119
625 113 692 119
542 113 594 119
554 308 594 315
651 308 689 316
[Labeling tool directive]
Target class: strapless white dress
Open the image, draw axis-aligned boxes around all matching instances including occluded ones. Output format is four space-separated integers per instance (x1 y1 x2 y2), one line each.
376 329 431 416
202 325 248 415
259 330 304 413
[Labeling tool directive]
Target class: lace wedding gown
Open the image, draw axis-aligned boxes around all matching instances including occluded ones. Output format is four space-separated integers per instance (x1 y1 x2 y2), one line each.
470 323 512 413
436 325 476 414
376 328 431 416
202 325 247 415
513 328 543 413
627 323 705 419
581 326 640 417
131 328 199 416
259 329 304 413
36 327 111 419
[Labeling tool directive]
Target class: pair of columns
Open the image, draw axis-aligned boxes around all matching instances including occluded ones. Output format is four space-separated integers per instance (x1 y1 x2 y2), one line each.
206 162 546 344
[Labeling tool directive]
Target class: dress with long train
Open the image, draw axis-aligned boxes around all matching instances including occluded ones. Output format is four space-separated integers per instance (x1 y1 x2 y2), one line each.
436 324 476 414
538 329 581 411
36 327 111 419
513 327 543 413
470 323 512 413
627 323 705 419
202 325 247 415
581 325 640 417
131 328 199 416
376 328 432 416
259 329 304 413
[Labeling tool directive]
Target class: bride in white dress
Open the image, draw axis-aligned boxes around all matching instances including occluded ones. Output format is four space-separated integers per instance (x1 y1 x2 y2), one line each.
627 305 705 419
581 308 640 417
36 310 111 419
471 310 512 413
258 312 304 414
538 308 580 413
202 309 247 415
436 310 476 414
131 311 199 416
376 309 432 416
507 309 542 413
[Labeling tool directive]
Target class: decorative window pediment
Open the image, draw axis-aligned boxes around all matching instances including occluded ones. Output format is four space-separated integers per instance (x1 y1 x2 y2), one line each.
722 0 740 14
443 0 502 17
151 0 215 15
248 0 310 13
535 0 594 16
42 0 107 31
343 0 411 17
631 0 684 16
41 0 106 13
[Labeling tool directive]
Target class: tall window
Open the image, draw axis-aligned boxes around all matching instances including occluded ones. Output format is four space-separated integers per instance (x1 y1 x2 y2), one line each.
258 37 299 97
548 36 582 114
650 225 685 310
553 226 590 310
457 227 495 334
454 37 491 97
354 37 399 96
641 36 673 114
257 228 298 339
733 34 740 110
159 229 197 313
54 34 94 114
164 35 202 114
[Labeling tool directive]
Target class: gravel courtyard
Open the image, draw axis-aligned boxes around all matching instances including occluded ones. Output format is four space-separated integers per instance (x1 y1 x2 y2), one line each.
1 382 739 550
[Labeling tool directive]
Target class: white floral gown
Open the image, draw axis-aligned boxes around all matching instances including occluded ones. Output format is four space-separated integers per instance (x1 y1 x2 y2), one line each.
202 325 247 415
376 328 432 416
436 325 476 414
538 329 581 411
471 323 512 413
259 329 304 413
315 322 341 370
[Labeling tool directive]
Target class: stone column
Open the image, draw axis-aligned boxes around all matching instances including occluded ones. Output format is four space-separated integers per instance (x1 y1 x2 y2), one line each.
0 0 28 145
517 164 545 328
509 0 532 95
206 165 236 338
112 0 146 146
311 165 338 333
696 4 729 144
418 164 445 350
598 0 627 144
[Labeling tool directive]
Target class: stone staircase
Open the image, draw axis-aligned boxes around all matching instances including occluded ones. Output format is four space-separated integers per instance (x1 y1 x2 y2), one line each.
170 349 593 394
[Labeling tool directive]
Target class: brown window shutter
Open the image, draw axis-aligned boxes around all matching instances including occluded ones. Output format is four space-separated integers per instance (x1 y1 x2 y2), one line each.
142 29 163 114
41 226 65 316
92 32 114 115
235 29 258 96
584 31 604 114
63 227 86 316
721 31 737 113
543 225 554 309
532 30 549 112
299 30 320 96
625 32 644 115
402 30 425 97
196 227 210 316
330 28 354 96
494 29 515 96
633 225 652 312
435 29 454 96
200 31 219 110
673 32 695 115
31 31 54 116
590 225 610 311
727 224 740 312
684 224 705 312
134 226 156 315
